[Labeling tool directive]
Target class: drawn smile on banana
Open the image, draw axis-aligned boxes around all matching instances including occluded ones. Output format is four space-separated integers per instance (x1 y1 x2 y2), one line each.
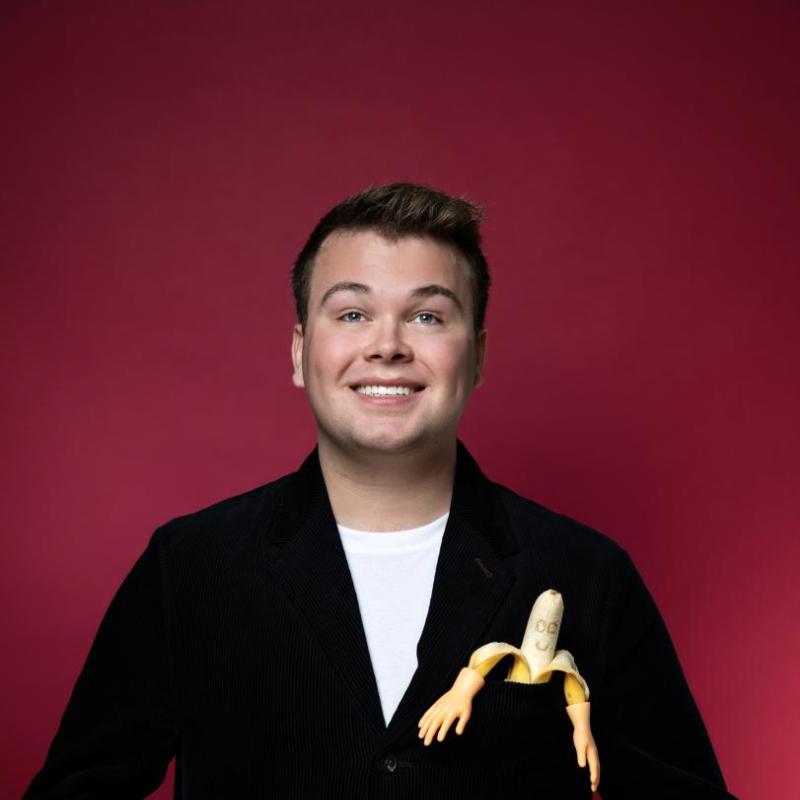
417 588 601 793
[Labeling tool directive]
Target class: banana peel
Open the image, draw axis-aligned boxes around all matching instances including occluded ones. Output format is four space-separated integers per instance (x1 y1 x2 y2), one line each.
418 589 600 793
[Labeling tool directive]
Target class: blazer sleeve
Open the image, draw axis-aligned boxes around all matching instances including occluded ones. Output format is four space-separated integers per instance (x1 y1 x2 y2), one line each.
593 547 737 799
23 527 179 798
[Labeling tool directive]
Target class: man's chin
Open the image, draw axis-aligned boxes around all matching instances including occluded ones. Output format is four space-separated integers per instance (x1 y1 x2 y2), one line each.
350 434 423 455
323 428 435 458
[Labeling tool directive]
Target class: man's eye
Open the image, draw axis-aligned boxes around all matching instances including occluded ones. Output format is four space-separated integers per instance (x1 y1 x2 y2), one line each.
414 312 442 325
339 311 366 322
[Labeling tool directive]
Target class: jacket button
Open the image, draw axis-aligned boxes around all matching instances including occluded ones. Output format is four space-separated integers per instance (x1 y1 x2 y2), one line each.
381 754 398 773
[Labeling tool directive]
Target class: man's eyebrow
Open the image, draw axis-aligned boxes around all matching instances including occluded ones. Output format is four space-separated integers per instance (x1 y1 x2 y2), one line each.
319 282 371 307
319 281 464 313
410 284 464 312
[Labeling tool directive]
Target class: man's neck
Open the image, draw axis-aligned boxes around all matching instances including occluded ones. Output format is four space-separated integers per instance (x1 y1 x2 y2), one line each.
317 437 456 532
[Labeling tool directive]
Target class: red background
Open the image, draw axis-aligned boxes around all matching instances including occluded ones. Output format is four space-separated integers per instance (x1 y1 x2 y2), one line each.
3 2 798 798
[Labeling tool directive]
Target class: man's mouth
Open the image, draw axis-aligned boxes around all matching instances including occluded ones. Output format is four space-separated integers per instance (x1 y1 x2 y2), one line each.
351 384 425 397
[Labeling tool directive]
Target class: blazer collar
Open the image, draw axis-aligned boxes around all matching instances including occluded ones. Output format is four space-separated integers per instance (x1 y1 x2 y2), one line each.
260 440 520 740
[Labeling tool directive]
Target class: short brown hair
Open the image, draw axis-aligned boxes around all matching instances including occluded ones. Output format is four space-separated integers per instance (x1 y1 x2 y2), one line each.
291 182 490 334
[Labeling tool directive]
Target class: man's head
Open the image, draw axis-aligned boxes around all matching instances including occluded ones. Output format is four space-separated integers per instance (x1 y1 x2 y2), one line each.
291 182 490 336
290 183 490 458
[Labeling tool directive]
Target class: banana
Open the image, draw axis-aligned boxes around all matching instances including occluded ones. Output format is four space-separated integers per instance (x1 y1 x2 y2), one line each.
418 588 600 792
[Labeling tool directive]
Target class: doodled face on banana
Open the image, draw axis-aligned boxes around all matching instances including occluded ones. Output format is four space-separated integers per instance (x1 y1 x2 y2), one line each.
533 618 559 651
519 588 563 676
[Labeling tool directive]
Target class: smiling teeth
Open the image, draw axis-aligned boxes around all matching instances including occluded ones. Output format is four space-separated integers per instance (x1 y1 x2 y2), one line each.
356 385 414 397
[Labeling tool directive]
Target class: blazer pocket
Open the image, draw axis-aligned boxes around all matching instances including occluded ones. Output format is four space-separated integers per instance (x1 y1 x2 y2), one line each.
469 678 589 792
476 676 569 726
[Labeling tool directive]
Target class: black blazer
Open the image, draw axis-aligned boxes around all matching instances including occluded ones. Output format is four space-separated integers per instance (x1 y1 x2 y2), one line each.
25 441 736 799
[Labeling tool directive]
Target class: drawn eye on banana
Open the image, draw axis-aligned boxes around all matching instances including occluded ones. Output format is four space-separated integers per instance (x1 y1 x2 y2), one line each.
417 588 601 793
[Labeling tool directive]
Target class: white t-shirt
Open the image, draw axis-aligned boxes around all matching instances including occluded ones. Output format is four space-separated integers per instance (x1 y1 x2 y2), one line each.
337 512 449 725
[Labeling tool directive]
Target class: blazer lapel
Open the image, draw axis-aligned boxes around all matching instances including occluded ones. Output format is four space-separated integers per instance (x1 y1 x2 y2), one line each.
261 447 386 734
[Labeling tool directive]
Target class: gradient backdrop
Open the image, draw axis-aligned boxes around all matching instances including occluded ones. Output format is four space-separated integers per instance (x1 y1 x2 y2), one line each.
3 2 798 798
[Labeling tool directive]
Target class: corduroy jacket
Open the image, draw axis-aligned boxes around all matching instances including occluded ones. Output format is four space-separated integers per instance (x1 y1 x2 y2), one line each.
25 441 736 799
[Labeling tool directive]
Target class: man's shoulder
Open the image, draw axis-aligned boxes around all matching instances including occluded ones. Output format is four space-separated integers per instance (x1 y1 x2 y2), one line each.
152 469 295 554
491 479 628 570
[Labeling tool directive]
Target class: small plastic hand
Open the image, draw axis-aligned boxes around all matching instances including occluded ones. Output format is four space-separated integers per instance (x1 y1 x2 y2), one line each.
418 667 486 746
566 701 600 792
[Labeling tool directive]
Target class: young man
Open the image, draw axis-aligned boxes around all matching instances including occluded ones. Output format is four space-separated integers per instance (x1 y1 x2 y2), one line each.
25 183 735 798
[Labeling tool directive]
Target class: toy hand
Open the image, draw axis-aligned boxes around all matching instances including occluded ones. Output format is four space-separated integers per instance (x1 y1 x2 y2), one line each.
418 667 486 745
566 701 600 792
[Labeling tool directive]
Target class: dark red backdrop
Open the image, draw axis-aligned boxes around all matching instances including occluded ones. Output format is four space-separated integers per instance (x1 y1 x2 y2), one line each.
3 2 798 798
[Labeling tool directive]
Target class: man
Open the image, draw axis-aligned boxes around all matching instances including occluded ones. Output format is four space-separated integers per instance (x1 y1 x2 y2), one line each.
25 183 735 798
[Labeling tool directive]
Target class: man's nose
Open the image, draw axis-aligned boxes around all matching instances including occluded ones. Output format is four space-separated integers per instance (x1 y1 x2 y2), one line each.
363 320 413 362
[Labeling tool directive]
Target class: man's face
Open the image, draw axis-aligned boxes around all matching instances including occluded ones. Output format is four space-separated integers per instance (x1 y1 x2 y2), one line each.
291 230 486 456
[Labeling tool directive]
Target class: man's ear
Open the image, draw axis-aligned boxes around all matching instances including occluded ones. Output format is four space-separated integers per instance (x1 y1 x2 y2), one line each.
291 322 305 388
474 329 487 388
